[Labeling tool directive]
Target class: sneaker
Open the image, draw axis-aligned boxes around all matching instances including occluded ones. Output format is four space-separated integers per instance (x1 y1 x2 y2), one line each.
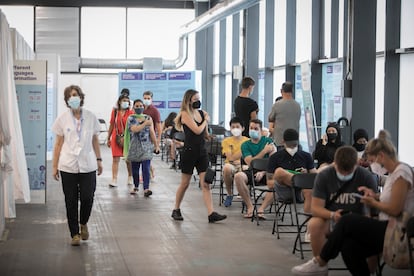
71 234 81 246
80 224 89 240
305 230 311 243
291 257 328 275
171 209 183 221
130 187 137 195
109 181 117 188
208 212 227 223
223 195 233 207
144 190 153 197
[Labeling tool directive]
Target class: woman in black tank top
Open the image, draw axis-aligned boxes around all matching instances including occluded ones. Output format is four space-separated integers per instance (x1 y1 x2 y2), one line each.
171 89 226 223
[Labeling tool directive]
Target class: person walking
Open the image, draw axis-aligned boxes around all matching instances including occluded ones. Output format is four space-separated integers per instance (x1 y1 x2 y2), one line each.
171 89 227 223
52 85 103 246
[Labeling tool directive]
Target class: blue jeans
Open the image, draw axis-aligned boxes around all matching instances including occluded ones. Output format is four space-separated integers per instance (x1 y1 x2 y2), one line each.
60 171 96 238
131 160 151 190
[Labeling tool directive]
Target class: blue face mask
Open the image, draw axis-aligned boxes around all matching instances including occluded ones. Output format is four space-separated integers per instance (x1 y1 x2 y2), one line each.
68 96 81 109
121 101 129 109
143 99 151 106
249 130 260 140
134 107 144 114
336 171 354 182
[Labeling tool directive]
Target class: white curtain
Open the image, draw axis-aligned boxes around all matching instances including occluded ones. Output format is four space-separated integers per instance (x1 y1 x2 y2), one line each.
0 11 30 218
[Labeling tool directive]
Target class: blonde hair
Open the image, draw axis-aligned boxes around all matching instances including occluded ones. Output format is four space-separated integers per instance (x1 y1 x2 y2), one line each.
174 89 199 131
365 129 397 159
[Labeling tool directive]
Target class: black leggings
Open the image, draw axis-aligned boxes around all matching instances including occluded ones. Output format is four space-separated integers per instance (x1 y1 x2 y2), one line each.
320 213 388 276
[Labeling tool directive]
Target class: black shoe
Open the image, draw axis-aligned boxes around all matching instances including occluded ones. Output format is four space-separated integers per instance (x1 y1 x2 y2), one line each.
144 190 152 197
171 209 183 221
208 212 227 223
169 163 176 169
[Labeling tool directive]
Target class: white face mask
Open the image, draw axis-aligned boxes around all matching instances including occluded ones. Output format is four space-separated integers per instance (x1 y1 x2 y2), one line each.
143 99 152 106
121 101 129 109
285 146 298 156
231 128 242 137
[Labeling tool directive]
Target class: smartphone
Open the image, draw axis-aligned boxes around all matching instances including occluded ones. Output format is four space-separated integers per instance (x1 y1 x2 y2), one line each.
352 193 363 199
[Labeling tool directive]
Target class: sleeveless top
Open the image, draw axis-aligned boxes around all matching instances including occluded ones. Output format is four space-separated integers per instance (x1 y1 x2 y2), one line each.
182 110 206 149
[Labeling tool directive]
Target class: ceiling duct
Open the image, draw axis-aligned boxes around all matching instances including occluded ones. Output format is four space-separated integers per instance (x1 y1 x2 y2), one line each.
79 0 261 70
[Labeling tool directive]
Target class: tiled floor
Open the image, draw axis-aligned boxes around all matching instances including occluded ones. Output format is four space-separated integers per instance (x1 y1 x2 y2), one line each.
0 145 407 275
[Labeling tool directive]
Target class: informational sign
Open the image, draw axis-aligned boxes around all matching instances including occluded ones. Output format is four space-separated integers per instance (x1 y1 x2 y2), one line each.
295 63 318 153
14 60 47 203
321 62 343 129
118 71 199 121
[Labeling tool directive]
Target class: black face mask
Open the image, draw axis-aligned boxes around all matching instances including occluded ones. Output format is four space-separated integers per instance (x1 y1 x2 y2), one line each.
327 133 337 142
354 143 366 152
192 100 201 109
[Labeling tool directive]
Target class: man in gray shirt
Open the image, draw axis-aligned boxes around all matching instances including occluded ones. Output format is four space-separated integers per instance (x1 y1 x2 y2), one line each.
268 82 301 148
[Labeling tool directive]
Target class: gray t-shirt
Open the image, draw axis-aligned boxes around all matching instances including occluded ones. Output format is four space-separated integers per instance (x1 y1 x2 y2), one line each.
313 166 377 214
268 99 301 146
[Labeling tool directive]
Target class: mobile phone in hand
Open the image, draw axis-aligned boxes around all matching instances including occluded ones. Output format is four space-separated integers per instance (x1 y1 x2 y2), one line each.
352 193 363 199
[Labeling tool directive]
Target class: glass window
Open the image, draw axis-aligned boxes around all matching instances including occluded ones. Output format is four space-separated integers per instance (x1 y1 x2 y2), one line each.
274 0 286 66
338 0 344 57
225 17 233 127
273 68 286 101
399 54 414 164
258 1 266 68
296 0 312 62
401 0 414 48
324 0 332 58
213 22 220 74
0 6 34 49
374 57 384 134
212 76 219 124
127 8 195 70
376 0 385 52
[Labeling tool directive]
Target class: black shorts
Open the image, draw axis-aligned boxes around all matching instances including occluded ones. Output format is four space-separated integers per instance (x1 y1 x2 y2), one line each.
242 170 267 186
180 146 209 175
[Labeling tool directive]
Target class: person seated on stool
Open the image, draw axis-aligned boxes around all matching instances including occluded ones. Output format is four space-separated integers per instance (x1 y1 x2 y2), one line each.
221 117 249 207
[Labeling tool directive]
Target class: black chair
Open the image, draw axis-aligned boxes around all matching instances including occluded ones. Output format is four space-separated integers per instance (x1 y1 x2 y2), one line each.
407 216 414 276
249 158 273 225
205 138 224 190
172 131 185 171
290 173 317 259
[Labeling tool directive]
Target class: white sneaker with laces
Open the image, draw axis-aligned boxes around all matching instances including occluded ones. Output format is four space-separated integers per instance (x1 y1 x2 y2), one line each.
291 257 328 275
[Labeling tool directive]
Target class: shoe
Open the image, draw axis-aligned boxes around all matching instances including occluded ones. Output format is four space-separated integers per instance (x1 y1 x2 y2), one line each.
144 190 153 197
171 209 183 221
130 187 137 195
291 257 328 275
223 195 233 207
170 163 176 169
257 212 266 220
208 212 227 223
71 234 81 246
305 230 311 243
80 224 89 240
109 181 117 188
134 187 139 192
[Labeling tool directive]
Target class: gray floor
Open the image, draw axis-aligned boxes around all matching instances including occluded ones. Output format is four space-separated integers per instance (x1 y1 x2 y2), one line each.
0 145 407 275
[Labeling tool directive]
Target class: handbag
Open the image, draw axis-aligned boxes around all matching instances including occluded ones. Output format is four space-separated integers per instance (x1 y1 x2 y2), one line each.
114 109 125 147
382 164 414 269
383 210 411 269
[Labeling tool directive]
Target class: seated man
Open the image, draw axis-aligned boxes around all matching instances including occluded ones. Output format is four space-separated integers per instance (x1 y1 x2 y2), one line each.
234 119 277 218
292 146 377 275
221 117 249 207
257 129 317 219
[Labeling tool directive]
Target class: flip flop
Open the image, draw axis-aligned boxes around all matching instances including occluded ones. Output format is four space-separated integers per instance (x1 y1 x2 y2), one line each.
257 212 266 220
244 212 253 219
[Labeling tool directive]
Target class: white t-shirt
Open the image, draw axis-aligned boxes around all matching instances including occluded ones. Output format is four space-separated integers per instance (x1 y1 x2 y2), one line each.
52 109 100 173
379 163 414 221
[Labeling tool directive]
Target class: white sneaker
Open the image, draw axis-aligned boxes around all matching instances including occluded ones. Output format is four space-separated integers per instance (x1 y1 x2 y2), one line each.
292 257 328 275
109 181 118 188
305 230 311 243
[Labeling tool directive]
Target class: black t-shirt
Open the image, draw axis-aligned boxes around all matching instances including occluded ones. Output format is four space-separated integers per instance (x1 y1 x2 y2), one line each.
267 149 314 173
234 96 258 137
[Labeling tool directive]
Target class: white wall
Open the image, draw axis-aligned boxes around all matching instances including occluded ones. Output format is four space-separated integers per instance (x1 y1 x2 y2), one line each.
59 74 119 124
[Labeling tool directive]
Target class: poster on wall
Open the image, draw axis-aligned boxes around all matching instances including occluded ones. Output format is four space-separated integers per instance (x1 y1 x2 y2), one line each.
14 60 47 204
295 63 318 153
321 62 343 129
118 71 200 121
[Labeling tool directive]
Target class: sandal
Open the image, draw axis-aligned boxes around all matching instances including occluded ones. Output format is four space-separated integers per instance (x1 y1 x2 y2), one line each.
244 212 253 219
257 212 266 220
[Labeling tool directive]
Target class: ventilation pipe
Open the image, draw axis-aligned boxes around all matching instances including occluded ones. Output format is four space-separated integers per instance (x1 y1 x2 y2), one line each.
79 0 261 70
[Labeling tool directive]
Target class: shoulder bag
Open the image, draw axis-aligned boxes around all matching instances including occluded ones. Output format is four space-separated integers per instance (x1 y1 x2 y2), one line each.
114 110 125 147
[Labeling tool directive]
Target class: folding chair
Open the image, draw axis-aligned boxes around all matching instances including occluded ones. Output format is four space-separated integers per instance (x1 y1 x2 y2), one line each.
172 131 185 171
291 173 317 259
249 158 273 225
98 118 108 145
205 138 224 190
407 216 414 276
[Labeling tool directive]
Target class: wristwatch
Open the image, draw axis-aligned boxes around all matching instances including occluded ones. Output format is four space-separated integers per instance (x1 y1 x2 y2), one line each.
97 158 102 161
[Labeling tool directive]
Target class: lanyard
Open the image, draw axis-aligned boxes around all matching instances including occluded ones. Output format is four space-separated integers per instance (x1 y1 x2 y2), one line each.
71 110 83 140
